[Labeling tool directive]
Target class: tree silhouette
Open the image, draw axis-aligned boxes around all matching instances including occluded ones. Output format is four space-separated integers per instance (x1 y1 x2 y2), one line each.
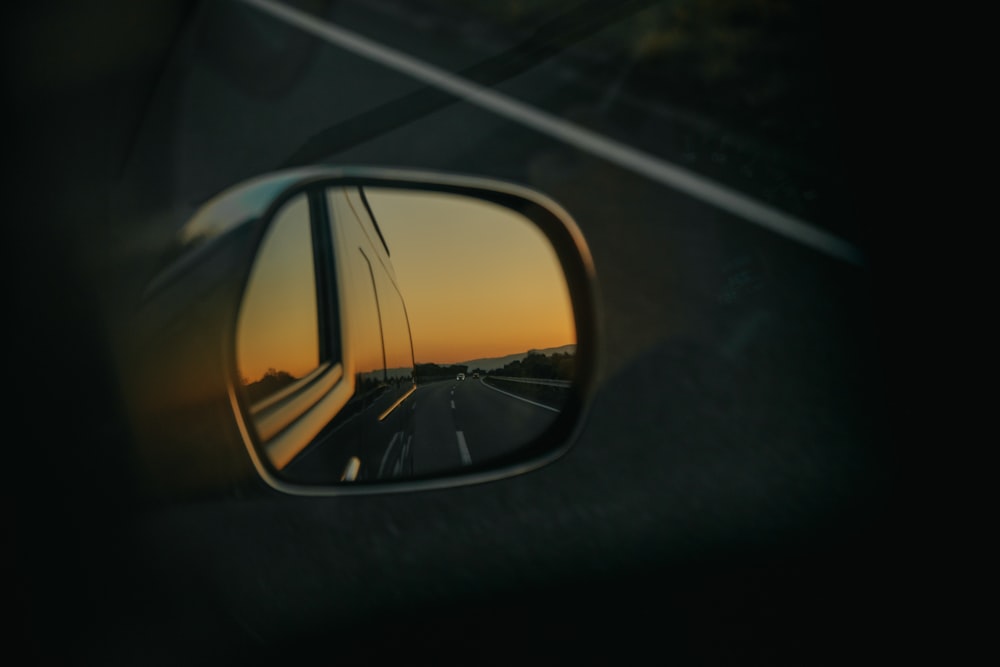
243 367 298 404
490 351 574 380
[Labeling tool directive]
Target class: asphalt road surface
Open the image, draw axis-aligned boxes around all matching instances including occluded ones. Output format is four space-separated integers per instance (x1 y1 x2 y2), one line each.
406 378 560 477
281 377 560 484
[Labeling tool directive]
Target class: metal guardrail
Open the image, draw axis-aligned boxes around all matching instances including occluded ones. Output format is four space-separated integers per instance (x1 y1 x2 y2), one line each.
486 375 572 388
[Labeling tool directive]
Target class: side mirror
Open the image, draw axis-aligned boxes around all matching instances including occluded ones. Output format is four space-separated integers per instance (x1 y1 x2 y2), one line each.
132 168 598 496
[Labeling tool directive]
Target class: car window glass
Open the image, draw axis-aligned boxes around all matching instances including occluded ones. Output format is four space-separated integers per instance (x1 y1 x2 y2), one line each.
373 266 413 382
236 193 321 404
352 250 386 395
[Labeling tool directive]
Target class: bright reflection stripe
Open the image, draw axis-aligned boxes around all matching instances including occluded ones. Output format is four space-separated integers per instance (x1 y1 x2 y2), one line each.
241 0 864 265
378 384 417 421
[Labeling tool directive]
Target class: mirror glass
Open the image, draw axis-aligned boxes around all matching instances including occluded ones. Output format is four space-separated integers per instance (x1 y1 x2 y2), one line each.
235 186 578 487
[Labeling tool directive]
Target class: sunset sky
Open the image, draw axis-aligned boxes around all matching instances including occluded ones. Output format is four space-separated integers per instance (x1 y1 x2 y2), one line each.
365 188 575 365
236 187 577 385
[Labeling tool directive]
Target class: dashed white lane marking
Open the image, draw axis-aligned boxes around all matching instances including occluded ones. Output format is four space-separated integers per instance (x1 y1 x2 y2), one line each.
340 456 361 482
451 400 455 409
241 0 864 265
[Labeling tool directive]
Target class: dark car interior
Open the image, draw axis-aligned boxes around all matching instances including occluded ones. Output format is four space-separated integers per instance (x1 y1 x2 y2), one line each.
8 1 897 664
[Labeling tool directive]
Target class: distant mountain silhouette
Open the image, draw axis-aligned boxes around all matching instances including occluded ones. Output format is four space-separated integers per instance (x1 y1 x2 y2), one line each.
458 344 576 372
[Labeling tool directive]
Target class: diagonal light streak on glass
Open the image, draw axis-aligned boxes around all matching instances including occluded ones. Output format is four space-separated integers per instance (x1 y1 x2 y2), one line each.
242 0 864 265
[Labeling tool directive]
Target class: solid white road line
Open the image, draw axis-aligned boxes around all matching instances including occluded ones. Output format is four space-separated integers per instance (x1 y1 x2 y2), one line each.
480 379 560 412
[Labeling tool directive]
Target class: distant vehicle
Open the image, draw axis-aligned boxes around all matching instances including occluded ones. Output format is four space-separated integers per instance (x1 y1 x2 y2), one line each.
457 373 465 381
472 372 479 379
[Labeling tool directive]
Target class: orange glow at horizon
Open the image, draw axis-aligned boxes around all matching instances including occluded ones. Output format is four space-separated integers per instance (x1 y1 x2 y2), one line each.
236 194 322 384
367 189 576 366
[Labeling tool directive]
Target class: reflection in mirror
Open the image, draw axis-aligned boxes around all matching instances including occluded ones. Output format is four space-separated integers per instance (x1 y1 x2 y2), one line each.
237 194 321 395
235 186 577 487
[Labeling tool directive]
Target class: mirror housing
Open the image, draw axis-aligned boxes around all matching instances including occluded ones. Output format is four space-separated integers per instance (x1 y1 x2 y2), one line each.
126 167 599 497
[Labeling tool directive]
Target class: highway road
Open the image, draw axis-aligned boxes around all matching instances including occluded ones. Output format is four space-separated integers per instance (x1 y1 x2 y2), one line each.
383 377 561 478
283 377 562 484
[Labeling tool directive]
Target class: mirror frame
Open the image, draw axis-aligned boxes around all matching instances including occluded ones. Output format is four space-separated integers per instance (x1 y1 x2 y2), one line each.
163 166 601 496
